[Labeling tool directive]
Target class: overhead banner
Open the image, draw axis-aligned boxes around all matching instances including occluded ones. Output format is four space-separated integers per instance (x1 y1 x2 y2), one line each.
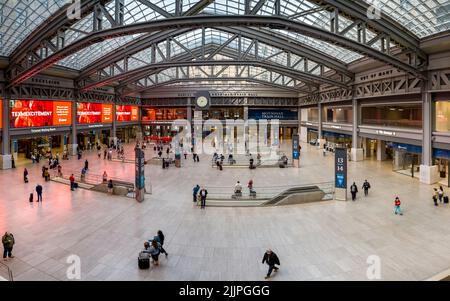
116 105 139 122
77 102 113 124
10 100 72 128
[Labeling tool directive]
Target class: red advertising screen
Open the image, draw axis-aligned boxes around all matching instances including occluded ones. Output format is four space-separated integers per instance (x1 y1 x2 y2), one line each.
77 102 113 124
0 99 2 129
10 100 72 128
116 105 139 122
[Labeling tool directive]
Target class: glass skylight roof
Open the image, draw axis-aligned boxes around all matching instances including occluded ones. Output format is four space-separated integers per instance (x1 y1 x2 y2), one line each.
1 0 450 70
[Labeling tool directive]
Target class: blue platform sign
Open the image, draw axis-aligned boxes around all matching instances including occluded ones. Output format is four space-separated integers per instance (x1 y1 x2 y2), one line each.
292 134 299 160
135 148 145 190
335 148 347 189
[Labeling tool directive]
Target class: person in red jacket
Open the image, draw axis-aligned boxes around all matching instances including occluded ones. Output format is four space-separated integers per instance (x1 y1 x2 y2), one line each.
69 174 75 191
394 196 403 215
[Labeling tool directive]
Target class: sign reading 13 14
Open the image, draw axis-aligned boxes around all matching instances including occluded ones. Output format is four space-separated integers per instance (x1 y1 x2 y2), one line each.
335 148 347 189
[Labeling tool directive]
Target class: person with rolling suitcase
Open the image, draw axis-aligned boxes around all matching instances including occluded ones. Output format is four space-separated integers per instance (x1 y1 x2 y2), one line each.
24 168 29 183
138 242 151 269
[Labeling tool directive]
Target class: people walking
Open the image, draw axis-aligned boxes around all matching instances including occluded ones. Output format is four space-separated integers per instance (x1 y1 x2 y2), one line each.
107 180 114 194
394 196 403 215
262 249 280 279
153 230 168 257
362 180 371 196
70 174 75 191
350 182 358 201
23 168 29 183
193 184 200 203
2 232 15 261
200 187 208 209
84 159 89 171
143 240 162 266
248 179 254 194
102 171 108 183
433 188 439 206
35 184 43 202
438 186 444 203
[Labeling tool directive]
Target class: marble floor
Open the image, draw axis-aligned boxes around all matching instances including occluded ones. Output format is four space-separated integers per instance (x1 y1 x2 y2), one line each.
1 141 450 281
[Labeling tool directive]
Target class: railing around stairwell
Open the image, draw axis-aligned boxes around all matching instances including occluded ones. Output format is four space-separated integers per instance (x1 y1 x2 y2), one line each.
54 170 135 189
0 262 13 281
203 182 334 201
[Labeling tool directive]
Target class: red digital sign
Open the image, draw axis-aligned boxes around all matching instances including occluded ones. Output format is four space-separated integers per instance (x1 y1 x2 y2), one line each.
116 105 138 122
0 99 2 129
10 100 72 128
77 102 113 124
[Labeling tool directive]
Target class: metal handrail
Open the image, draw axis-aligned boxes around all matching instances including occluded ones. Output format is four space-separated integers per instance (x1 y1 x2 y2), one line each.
0 262 13 281
203 182 334 200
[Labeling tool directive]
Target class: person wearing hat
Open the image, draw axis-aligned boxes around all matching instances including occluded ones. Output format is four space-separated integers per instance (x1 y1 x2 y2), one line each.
262 249 280 279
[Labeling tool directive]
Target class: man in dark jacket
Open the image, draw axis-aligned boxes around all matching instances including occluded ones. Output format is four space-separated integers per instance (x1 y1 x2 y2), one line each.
350 182 358 201
200 188 208 209
262 249 280 279
362 180 371 196
2 232 15 261
193 185 200 202
36 184 43 202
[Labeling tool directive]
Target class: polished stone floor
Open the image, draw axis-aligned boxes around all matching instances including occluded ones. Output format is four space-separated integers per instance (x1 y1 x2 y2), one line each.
1 141 450 281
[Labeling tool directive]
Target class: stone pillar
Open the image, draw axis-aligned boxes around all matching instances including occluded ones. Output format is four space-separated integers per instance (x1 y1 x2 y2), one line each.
377 139 387 161
0 96 12 169
68 100 78 155
394 150 404 170
420 89 439 184
299 108 308 143
317 103 326 148
351 96 363 161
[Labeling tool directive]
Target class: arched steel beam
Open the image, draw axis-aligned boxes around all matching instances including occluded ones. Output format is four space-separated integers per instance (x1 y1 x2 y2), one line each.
124 77 306 95
10 15 425 86
79 45 349 91
78 26 353 81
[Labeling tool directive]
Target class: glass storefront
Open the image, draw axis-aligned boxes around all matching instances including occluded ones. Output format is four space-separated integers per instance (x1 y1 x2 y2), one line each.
322 131 352 149
362 103 422 128
435 101 450 132
388 142 422 178
203 107 244 120
307 108 319 122
142 107 188 121
324 107 352 123
433 148 450 187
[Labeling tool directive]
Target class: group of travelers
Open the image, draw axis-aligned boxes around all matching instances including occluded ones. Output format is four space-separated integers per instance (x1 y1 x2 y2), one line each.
193 184 208 209
139 230 168 268
432 186 449 206
349 180 371 201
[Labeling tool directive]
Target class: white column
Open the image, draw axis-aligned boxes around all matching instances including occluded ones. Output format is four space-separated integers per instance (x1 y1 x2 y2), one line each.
317 103 326 148
0 97 12 169
376 139 387 161
299 108 308 142
351 96 363 161
420 89 439 184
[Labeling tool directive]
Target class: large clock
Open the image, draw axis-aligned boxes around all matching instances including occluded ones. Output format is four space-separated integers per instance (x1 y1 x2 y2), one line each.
194 91 211 110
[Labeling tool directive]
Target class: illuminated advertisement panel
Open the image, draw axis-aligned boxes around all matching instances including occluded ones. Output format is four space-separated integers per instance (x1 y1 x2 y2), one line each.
116 105 139 122
0 99 2 129
10 100 72 128
77 102 113 124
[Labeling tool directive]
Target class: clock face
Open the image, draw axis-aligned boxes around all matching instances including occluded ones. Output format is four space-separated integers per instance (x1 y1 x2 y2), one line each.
196 96 209 108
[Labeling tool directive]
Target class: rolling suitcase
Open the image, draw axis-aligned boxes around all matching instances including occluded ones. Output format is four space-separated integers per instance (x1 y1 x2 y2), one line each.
29 193 33 202
444 196 449 204
138 252 150 269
